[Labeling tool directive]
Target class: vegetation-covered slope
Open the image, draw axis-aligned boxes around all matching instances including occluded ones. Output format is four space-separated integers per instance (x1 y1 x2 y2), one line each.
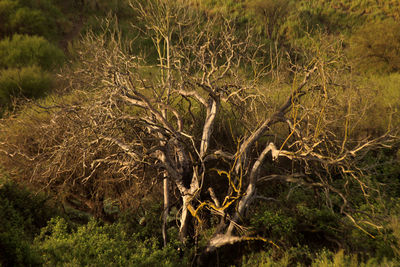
0 0 399 266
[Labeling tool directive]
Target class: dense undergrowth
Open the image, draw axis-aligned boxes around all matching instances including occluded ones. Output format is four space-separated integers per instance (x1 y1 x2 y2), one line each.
1 0 400 266
2 170 400 266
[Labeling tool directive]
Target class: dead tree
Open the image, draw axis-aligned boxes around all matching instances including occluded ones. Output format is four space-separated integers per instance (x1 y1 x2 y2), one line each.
0 0 398 253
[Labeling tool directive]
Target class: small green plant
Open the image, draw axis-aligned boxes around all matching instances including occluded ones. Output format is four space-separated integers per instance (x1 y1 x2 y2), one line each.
0 217 42 266
0 180 56 266
0 66 52 107
0 34 64 70
250 209 296 246
9 7 50 37
349 19 400 74
0 0 18 36
0 0 64 39
241 250 291 267
35 217 186 266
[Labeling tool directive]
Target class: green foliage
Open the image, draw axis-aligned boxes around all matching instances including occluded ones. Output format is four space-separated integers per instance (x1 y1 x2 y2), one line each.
372 73 400 111
10 7 50 37
0 218 42 267
0 8 64 112
117 203 164 240
251 183 345 248
22 0 64 15
0 66 52 107
295 205 341 239
247 181 400 263
348 223 395 260
282 5 328 41
199 0 392 44
81 0 132 16
0 34 64 70
349 20 400 73
0 179 187 266
241 246 316 266
244 0 291 40
35 217 186 267
241 250 291 267
0 181 55 238
362 149 400 197
0 198 42 266
201 0 245 18
242 248 399 266
0 180 56 266
0 0 399 265
350 74 400 135
0 0 18 36
250 210 296 245
0 0 64 39
312 249 400 267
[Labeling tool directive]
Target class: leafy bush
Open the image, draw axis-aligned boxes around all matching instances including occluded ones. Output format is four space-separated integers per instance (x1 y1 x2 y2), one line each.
0 0 18 36
0 34 64 70
10 7 50 37
295 205 341 237
241 250 291 267
349 20 400 73
0 66 52 108
0 180 55 266
0 215 42 267
0 181 55 238
35 217 186 266
0 0 64 39
21 0 64 17
0 198 42 266
241 246 315 266
244 0 291 40
242 248 399 267
312 249 398 267
250 210 296 246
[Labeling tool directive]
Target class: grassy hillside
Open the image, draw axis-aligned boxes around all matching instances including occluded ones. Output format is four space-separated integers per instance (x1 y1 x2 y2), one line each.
0 0 399 266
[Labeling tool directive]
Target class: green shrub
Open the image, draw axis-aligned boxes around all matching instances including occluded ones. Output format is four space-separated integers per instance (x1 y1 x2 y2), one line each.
241 250 291 267
342 74 400 138
21 0 63 16
349 20 400 74
0 0 18 37
0 34 64 70
0 209 42 266
0 181 55 266
0 181 55 238
241 246 315 266
250 210 296 246
36 217 185 267
0 66 52 107
244 0 291 39
117 203 164 240
0 0 64 39
312 249 398 267
10 7 50 37
242 248 399 267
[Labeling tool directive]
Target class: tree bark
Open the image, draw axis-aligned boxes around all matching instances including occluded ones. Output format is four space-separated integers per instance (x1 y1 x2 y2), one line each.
162 174 169 247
